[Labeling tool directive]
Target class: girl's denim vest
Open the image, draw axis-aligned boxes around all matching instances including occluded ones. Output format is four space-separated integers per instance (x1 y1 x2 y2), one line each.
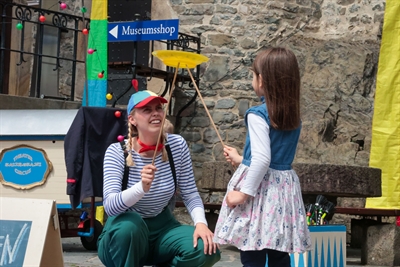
242 102 301 171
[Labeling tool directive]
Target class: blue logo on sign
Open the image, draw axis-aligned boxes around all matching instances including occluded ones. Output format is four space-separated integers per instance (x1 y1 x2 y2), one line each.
108 19 179 42
0 145 53 189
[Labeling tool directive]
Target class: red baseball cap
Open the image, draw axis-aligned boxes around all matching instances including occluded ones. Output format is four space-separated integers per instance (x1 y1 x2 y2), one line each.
127 90 167 114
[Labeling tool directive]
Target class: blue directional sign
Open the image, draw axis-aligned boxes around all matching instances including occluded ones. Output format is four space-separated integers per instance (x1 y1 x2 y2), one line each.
108 19 179 42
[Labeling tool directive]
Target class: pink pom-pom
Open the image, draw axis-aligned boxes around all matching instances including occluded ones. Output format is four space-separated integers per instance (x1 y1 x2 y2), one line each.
117 135 124 142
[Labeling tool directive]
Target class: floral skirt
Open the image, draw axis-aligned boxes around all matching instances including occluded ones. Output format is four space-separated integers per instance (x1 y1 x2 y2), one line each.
213 164 312 253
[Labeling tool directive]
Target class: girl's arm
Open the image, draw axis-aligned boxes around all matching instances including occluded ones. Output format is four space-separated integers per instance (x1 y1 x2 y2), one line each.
223 146 243 166
240 113 271 197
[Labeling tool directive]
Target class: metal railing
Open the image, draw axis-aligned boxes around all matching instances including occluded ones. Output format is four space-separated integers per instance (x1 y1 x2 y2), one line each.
0 1 90 100
0 2 203 105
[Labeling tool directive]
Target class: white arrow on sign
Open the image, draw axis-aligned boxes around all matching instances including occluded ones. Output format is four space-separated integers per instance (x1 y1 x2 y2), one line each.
109 25 118 39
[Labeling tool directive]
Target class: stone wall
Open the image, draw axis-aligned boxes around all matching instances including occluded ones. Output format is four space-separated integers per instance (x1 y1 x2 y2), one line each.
150 0 385 177
54 0 385 169
152 0 387 235
57 0 89 100
54 0 385 195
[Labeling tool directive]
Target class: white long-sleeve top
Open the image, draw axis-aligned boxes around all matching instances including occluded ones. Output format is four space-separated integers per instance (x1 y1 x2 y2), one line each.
103 134 207 226
240 113 272 197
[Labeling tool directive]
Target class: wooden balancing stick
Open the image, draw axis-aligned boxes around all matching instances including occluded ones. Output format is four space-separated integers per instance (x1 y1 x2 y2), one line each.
151 62 180 165
186 65 225 148
150 50 226 165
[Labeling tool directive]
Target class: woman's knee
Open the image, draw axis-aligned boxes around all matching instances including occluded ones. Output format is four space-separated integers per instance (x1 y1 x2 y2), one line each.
194 239 221 267
202 252 221 267
104 212 148 245
98 212 149 267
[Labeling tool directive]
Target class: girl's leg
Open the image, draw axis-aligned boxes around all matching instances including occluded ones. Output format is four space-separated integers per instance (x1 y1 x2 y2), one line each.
97 212 149 267
154 224 221 267
266 249 291 267
240 250 267 267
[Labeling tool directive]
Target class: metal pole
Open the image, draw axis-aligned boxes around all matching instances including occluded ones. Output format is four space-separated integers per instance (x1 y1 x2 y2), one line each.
36 22 44 98
131 13 141 88
70 18 79 101
0 4 7 93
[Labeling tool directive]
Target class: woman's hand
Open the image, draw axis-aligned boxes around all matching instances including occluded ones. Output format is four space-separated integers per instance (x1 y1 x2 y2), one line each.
223 145 243 167
140 164 157 192
193 223 218 255
226 190 249 208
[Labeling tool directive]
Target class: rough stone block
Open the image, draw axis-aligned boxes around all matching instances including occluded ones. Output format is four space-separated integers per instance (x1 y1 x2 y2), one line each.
199 161 234 191
200 162 382 198
350 218 380 248
293 163 382 197
362 223 400 266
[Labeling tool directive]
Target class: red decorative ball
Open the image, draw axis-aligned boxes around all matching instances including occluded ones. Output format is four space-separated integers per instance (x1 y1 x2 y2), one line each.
82 28 89 35
39 15 46 22
117 135 124 142
98 72 104 79
87 48 94 54
60 2 67 9
131 79 138 91
114 111 121 118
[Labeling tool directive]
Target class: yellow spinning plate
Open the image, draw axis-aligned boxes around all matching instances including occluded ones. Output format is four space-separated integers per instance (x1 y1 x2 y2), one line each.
152 50 209 68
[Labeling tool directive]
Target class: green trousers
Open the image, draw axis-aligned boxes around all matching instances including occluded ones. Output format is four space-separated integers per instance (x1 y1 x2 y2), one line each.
97 208 221 267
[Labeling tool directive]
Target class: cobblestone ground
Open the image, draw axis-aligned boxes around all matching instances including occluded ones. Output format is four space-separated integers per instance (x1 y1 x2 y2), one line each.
62 237 241 267
62 237 391 267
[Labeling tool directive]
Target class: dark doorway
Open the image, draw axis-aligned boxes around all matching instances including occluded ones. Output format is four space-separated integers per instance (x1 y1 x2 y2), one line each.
107 0 152 105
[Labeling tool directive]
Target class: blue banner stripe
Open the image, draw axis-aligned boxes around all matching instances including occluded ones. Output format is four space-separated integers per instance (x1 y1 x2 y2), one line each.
83 80 107 107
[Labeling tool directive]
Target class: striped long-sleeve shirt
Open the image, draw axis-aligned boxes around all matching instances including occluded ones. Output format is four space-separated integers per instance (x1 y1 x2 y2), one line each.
103 134 207 225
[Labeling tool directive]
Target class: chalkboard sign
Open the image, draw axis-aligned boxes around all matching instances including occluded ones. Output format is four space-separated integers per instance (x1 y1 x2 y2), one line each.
0 197 63 266
0 220 32 266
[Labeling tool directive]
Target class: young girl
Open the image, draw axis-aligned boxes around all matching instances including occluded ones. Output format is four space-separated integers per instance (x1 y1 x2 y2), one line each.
213 47 311 267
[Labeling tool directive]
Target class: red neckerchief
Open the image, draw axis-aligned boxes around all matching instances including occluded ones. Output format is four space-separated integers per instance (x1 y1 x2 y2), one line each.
137 137 164 153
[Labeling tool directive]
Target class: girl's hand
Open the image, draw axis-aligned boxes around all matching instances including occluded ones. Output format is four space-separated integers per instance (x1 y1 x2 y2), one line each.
193 223 219 255
140 164 157 192
223 145 243 167
226 190 248 208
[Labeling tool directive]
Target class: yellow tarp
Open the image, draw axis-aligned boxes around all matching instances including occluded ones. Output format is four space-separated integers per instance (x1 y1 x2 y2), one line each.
366 0 400 209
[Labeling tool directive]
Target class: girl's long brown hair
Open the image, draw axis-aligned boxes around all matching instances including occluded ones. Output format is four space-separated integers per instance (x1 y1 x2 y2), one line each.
252 47 301 130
